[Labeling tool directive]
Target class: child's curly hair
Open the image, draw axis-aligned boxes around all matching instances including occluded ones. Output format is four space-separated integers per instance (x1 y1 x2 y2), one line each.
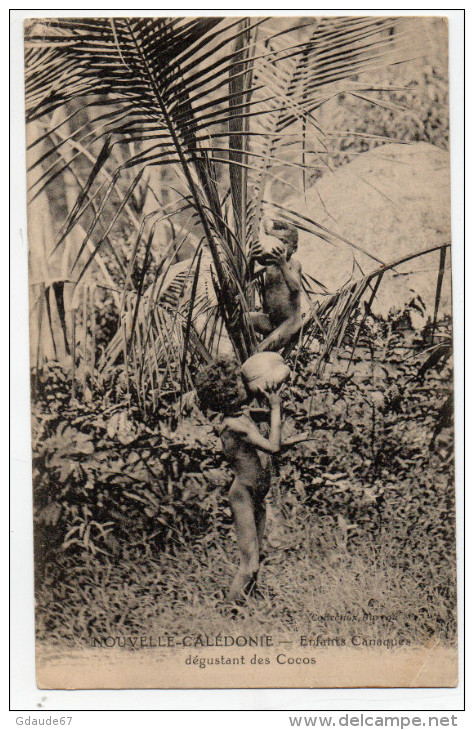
195 357 247 416
264 218 298 250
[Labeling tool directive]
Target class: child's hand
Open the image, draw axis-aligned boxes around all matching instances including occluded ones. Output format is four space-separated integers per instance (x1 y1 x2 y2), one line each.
250 241 286 267
259 383 282 407
267 242 286 265
267 391 281 407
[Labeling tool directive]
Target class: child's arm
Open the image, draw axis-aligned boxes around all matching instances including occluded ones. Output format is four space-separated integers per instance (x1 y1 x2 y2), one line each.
225 391 282 454
277 258 302 293
280 433 317 450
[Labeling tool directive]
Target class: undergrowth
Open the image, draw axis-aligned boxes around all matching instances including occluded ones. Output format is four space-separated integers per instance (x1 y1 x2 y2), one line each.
33 313 456 649
36 521 456 648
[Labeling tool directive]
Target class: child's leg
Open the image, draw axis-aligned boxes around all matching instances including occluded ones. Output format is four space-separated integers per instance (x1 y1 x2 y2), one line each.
249 311 273 335
255 502 266 554
256 313 303 352
228 481 260 600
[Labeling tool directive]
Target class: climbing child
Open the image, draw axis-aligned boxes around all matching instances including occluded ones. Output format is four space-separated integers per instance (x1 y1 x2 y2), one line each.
250 218 303 352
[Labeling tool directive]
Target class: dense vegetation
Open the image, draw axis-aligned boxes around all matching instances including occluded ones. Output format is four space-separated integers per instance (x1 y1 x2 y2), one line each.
33 311 455 646
25 17 454 648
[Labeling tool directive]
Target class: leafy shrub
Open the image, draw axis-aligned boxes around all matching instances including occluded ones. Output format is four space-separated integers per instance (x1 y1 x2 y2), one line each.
32 394 231 580
32 313 455 643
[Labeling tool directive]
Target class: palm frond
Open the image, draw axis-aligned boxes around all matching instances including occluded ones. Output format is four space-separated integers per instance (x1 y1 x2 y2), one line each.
25 15 429 397
298 242 451 374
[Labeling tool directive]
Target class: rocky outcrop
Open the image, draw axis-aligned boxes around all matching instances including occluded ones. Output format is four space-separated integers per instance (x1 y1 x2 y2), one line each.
287 142 451 321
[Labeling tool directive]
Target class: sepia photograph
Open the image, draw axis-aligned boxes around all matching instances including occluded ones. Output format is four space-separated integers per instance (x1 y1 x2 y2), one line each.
23 14 457 689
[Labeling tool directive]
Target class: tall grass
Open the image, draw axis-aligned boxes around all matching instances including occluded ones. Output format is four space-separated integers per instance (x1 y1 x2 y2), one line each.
36 517 456 648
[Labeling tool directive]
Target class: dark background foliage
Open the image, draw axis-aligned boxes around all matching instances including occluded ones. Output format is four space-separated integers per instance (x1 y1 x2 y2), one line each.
26 16 455 649
32 311 455 645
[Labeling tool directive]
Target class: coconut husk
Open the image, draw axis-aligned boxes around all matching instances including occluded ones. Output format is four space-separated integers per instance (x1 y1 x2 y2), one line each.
241 352 291 393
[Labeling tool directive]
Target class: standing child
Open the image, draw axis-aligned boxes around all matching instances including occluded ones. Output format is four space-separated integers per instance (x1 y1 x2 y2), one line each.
195 357 282 600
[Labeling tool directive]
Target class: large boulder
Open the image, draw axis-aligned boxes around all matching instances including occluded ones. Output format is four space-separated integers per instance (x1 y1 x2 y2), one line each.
287 142 451 320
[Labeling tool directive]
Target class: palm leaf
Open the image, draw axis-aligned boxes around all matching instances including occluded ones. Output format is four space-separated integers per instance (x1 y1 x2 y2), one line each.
25 15 427 390
298 242 451 374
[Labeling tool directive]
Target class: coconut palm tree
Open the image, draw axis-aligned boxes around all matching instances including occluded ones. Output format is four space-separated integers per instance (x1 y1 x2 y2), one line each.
25 16 445 405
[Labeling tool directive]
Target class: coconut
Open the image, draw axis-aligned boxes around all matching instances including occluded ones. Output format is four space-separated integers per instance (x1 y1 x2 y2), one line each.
241 352 291 393
252 234 286 266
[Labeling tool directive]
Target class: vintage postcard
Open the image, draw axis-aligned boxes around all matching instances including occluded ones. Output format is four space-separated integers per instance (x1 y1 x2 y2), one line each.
24 15 457 689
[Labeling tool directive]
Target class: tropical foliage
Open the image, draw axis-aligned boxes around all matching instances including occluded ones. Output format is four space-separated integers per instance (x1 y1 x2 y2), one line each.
25 16 448 406
33 313 455 644
26 17 455 647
